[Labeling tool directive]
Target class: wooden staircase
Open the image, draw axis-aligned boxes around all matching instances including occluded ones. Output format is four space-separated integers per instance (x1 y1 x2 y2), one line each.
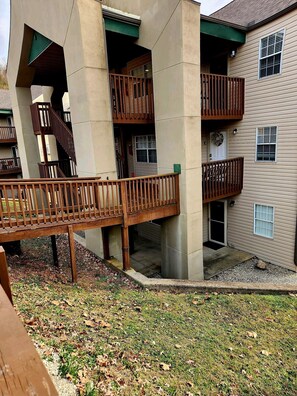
30 103 76 177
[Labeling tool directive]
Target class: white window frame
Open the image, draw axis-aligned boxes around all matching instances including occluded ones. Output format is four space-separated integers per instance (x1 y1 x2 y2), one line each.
255 126 278 162
258 29 285 79
134 135 157 164
254 204 275 239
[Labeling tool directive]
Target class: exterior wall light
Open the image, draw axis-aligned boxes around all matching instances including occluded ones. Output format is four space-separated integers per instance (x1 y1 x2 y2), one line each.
230 49 237 58
233 128 238 135
229 200 235 207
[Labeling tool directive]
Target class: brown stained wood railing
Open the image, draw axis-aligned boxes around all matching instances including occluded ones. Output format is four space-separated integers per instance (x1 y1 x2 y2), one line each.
0 157 21 175
202 157 244 203
0 126 17 142
0 173 179 233
109 73 154 124
30 102 51 134
38 159 77 179
201 73 244 120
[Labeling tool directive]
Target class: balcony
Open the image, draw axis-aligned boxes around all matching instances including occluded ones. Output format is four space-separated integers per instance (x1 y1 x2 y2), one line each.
0 157 21 175
0 127 17 143
202 157 244 203
109 73 154 124
201 73 244 120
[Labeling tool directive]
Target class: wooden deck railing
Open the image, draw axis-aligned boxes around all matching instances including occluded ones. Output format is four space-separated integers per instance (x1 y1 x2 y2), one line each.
0 157 21 175
109 73 154 124
0 126 17 142
39 159 77 179
201 73 244 120
0 173 179 232
202 157 244 203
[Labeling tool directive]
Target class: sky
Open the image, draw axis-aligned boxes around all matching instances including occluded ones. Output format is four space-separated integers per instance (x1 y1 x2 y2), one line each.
0 0 232 64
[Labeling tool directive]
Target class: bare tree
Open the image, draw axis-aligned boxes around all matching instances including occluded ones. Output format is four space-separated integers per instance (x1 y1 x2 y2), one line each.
0 61 8 89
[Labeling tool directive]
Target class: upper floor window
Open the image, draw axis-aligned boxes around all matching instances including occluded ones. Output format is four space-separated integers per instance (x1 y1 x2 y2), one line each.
135 135 157 163
259 30 284 78
256 126 277 161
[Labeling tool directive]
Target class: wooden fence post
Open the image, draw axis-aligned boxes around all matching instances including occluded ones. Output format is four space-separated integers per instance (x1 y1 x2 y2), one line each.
0 246 13 304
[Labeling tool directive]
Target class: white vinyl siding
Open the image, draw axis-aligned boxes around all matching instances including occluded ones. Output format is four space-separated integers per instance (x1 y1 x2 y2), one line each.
256 126 277 161
254 204 274 238
259 29 284 78
227 9 297 270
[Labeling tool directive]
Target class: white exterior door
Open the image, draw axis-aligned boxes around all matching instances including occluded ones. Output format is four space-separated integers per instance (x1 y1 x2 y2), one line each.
209 131 227 161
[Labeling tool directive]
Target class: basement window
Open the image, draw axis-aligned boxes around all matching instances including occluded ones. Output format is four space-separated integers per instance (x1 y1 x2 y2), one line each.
254 204 274 238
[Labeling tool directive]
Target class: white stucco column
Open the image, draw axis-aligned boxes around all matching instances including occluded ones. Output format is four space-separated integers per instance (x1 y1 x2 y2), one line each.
152 0 203 279
64 0 121 259
9 87 40 178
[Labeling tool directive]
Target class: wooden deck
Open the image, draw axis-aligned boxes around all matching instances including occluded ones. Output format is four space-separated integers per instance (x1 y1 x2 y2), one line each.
201 73 244 120
202 157 244 203
0 126 17 143
0 174 180 279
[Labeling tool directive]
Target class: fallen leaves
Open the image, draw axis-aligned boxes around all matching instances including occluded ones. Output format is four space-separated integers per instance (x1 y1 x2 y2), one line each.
261 350 272 356
159 362 171 371
247 331 258 338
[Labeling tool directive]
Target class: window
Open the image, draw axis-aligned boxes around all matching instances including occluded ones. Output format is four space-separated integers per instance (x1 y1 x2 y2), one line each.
135 135 157 163
256 126 277 161
254 204 274 238
259 30 284 78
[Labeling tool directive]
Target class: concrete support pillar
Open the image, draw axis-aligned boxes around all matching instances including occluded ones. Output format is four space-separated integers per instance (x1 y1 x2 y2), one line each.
10 87 40 178
64 0 121 260
153 0 203 280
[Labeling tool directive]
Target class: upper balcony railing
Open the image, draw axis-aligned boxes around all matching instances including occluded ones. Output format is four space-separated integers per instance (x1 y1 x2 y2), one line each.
202 157 244 203
109 73 154 124
201 73 244 120
0 127 17 143
0 157 21 175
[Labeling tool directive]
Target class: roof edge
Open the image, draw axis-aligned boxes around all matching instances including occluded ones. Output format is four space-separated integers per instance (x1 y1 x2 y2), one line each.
247 2 297 30
201 15 247 31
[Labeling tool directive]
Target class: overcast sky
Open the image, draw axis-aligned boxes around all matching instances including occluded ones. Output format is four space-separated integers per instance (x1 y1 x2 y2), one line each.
0 0 232 64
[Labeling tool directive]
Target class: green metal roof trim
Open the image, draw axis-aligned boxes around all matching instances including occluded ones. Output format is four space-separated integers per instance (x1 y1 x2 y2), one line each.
201 20 246 44
29 31 53 65
0 109 12 115
104 17 139 38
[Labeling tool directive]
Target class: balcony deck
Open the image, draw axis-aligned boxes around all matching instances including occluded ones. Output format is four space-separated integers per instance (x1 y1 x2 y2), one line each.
202 157 244 203
0 157 21 175
201 73 244 120
0 174 179 279
0 127 17 143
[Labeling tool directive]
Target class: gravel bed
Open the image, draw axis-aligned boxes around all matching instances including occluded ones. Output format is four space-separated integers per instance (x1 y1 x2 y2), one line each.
212 258 297 285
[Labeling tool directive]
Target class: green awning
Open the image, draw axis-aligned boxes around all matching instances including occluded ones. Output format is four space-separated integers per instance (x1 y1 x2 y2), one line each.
201 20 246 44
104 17 139 38
0 109 12 115
29 31 53 64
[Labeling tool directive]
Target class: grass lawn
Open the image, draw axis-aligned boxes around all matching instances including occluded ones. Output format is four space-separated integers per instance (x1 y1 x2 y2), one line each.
8 237 297 396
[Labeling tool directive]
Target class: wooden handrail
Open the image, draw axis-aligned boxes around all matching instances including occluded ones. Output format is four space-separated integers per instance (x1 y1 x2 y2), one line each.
201 73 244 120
0 246 12 303
0 173 179 231
202 157 244 203
39 159 77 179
0 126 17 141
109 73 154 123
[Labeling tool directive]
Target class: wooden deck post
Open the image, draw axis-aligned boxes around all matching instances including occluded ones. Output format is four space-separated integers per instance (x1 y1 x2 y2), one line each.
67 225 77 283
102 227 110 260
51 235 59 267
0 246 13 304
120 180 130 271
